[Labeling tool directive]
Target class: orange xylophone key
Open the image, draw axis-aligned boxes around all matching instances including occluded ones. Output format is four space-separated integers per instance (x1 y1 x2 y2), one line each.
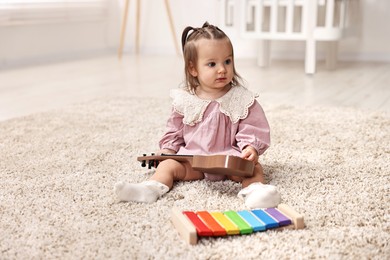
196 211 227 236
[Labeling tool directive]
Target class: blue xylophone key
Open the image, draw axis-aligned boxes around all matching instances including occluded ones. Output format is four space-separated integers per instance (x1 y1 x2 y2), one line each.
252 209 279 229
237 210 266 232
265 208 292 226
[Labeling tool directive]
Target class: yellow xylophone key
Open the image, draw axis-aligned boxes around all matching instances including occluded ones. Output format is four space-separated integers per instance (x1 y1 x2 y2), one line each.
210 212 240 235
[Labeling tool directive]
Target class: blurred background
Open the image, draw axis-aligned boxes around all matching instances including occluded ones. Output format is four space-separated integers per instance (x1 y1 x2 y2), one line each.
0 0 389 120
0 0 389 65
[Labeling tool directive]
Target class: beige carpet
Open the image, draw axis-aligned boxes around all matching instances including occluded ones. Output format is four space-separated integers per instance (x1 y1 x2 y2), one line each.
0 97 389 259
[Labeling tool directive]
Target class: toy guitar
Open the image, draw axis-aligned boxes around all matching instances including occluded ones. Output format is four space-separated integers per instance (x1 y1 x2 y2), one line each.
137 154 255 177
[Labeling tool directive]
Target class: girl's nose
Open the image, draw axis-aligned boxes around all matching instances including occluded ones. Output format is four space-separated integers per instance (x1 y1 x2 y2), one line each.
218 64 226 73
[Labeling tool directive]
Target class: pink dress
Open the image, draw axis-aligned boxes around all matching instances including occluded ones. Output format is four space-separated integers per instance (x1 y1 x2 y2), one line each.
159 86 270 180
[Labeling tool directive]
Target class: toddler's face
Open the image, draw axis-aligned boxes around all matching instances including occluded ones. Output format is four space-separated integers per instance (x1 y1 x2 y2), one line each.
191 38 234 94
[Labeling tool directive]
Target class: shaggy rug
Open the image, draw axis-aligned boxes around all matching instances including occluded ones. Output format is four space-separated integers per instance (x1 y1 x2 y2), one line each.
0 97 389 259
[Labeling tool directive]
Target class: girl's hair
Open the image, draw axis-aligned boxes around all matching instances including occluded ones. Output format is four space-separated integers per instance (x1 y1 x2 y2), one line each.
181 21 243 93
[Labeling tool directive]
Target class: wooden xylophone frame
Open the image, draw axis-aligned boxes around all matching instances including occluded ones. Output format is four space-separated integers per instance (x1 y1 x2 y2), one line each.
171 204 305 245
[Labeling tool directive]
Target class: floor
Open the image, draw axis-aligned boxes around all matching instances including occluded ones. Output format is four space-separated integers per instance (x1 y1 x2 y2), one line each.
0 54 389 122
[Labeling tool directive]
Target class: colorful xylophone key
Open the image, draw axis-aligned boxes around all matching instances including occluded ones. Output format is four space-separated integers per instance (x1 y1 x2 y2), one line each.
171 204 305 245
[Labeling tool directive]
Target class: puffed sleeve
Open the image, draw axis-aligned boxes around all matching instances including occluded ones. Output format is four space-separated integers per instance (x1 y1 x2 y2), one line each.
159 109 185 152
235 101 270 155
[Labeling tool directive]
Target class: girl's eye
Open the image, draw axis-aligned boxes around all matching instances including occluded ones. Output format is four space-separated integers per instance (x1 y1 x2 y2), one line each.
207 62 216 67
225 59 232 65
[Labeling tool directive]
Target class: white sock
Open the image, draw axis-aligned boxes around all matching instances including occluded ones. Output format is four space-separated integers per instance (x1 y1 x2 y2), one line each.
238 182 281 209
114 180 169 203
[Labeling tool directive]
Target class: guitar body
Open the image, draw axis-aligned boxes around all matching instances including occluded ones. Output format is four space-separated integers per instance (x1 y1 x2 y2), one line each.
137 154 254 177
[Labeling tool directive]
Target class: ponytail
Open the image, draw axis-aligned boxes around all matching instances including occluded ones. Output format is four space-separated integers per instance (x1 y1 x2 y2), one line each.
181 26 194 52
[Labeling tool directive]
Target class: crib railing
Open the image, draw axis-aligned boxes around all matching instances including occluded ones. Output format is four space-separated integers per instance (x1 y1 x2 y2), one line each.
220 0 347 74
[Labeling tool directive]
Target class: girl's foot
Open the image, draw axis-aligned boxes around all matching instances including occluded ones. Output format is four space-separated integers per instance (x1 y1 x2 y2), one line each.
238 182 281 209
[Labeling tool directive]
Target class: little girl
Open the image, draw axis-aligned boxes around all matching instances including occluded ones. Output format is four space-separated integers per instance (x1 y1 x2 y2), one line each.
115 22 280 209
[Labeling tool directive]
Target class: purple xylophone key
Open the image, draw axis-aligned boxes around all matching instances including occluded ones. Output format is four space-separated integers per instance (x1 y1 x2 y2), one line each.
265 208 292 226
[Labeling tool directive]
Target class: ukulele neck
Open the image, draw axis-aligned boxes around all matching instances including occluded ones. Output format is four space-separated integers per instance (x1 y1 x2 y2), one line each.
160 154 194 163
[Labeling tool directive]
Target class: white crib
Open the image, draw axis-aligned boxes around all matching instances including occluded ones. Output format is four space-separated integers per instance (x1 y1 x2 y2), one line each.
220 0 347 74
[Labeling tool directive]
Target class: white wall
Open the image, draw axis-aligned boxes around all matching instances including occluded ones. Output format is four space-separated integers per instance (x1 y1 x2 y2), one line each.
0 1 121 68
0 0 389 68
337 0 390 61
120 0 220 55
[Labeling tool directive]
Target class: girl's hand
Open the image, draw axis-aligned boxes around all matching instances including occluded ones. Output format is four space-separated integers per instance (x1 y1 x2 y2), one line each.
241 146 259 162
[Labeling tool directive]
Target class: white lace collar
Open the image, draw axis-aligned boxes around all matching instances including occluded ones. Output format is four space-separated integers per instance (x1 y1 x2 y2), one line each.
170 86 258 126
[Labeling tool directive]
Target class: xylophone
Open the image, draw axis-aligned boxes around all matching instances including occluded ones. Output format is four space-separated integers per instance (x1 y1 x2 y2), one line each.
171 204 305 245
137 153 255 177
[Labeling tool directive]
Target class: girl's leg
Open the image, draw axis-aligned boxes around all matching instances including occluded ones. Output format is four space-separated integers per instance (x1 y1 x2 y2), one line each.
115 159 203 203
150 159 204 189
241 163 265 187
228 162 265 187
